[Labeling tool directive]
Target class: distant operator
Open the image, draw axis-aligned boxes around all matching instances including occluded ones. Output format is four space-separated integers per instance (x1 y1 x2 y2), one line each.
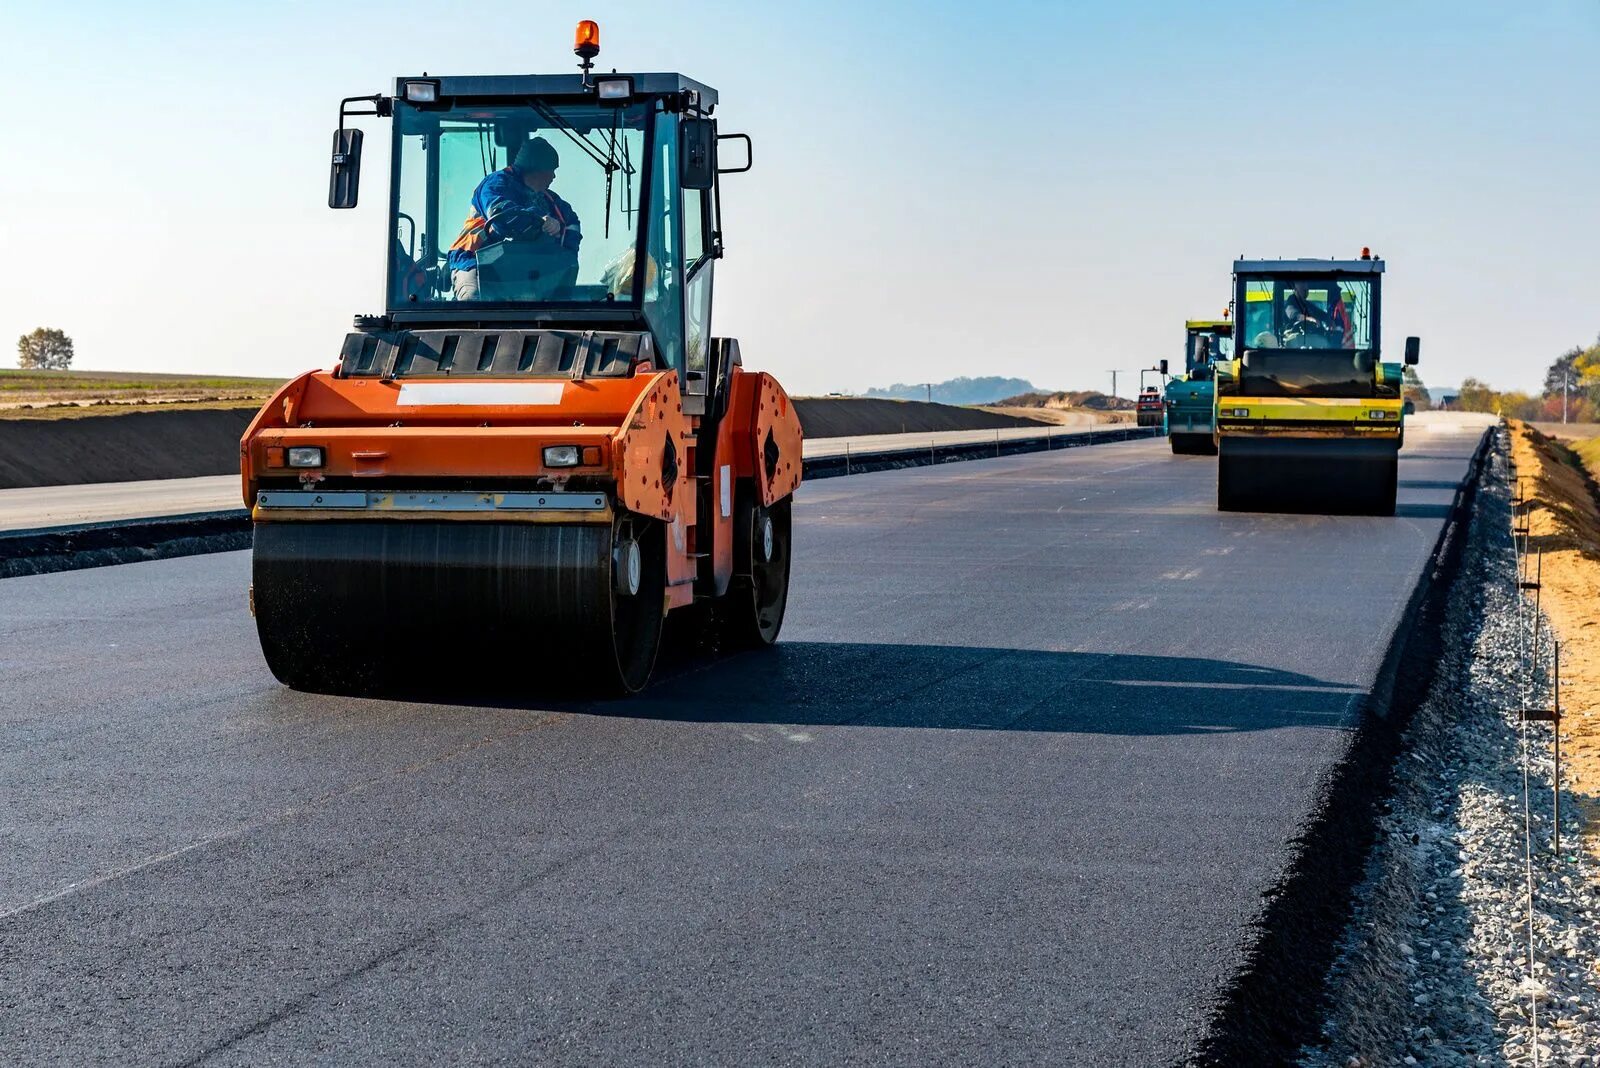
448 137 582 301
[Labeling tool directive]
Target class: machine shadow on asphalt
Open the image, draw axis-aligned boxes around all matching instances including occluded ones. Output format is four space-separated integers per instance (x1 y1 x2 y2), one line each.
315 641 1366 734
594 641 1364 735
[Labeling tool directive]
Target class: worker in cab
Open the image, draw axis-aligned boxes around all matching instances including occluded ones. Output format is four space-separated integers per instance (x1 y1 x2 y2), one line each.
1283 281 1344 347
447 136 582 301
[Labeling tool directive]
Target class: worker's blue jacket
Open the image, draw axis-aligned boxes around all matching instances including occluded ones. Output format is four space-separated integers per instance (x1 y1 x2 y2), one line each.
447 168 582 271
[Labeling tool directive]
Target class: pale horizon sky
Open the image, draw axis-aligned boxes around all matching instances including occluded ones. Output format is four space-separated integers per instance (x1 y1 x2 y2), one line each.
2 1 1596 397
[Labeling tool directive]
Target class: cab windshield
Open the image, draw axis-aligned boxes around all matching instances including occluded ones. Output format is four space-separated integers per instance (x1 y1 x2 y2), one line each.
1185 329 1233 372
1236 276 1380 397
391 101 650 307
1238 277 1373 354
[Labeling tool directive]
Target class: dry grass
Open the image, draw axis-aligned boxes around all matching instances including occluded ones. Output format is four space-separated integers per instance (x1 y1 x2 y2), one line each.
0 369 282 420
1508 421 1600 861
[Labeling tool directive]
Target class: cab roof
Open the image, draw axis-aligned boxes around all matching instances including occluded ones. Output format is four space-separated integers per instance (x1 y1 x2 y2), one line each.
396 73 718 107
1233 258 1384 275
1185 320 1233 331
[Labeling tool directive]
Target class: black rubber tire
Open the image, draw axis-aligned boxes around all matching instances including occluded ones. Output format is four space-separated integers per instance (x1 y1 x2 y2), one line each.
718 493 791 650
252 515 665 697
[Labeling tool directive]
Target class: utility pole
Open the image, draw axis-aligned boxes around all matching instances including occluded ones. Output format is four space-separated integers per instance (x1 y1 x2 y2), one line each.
926 382 932 404
1108 369 1131 399
1564 371 1570 424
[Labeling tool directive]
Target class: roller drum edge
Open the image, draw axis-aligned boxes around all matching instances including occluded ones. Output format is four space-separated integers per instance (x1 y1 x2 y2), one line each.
1169 433 1217 456
1218 438 1399 516
251 518 665 697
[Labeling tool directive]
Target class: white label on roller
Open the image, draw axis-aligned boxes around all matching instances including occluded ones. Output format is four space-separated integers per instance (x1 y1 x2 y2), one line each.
396 382 565 406
720 465 732 518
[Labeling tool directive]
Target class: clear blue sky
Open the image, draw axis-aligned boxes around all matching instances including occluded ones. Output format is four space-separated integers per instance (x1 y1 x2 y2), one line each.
2 0 1595 396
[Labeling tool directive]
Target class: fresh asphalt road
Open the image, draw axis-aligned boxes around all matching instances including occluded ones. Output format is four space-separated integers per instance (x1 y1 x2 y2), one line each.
0 414 1490 1066
0 425 1118 531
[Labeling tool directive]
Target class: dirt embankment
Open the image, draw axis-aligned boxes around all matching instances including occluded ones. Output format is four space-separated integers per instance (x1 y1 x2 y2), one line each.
1508 420 1600 858
0 396 1054 490
791 397 1050 439
0 409 254 489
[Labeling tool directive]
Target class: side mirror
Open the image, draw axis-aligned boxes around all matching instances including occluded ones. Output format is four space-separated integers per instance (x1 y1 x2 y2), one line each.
680 119 715 191
329 128 363 209
1403 399 1416 415
1159 359 1169 376
1404 336 1421 366
716 133 753 174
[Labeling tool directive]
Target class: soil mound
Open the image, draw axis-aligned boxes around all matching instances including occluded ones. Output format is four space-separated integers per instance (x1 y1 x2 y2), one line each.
794 397 1048 439
0 409 253 489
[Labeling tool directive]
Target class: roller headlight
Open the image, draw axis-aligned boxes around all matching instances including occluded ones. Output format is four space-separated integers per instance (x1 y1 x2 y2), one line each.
543 445 581 468
287 446 324 468
595 77 633 102
402 80 440 104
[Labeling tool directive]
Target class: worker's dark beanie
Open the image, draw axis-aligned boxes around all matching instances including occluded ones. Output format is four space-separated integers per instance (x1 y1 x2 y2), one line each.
515 137 559 172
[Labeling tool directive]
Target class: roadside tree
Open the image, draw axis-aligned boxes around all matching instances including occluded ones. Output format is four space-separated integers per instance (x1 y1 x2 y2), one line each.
1456 378 1497 413
17 328 74 370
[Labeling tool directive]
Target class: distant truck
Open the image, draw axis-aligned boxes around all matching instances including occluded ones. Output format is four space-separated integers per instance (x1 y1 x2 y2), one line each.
1135 369 1166 429
1164 317 1232 454
1214 253 1419 515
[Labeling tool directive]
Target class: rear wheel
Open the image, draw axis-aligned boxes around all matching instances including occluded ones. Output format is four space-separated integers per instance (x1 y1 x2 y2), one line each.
719 493 791 649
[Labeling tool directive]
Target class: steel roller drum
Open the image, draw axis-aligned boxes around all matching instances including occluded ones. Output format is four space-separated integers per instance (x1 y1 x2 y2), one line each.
251 518 665 696
1217 437 1399 516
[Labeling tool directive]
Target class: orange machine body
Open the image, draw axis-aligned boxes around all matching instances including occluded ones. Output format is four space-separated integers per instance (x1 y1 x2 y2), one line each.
241 364 802 611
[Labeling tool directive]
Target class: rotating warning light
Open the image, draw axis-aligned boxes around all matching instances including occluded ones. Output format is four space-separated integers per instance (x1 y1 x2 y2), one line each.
575 20 601 59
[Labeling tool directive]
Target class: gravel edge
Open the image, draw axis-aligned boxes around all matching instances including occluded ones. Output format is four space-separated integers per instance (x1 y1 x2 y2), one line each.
1302 428 1600 1066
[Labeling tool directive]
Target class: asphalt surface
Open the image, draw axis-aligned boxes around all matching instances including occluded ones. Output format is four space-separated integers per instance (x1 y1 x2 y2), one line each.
0 427 1121 531
0 413 1490 1066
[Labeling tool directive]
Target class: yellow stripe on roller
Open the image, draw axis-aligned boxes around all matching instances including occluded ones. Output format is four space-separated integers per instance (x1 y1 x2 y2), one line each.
1215 396 1404 437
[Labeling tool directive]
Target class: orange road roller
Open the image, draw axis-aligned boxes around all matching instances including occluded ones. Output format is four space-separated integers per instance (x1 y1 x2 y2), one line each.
240 26 802 695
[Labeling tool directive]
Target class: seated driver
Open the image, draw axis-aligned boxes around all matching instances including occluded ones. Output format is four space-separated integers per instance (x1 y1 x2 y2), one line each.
447 137 582 301
1285 281 1329 329
1284 281 1351 345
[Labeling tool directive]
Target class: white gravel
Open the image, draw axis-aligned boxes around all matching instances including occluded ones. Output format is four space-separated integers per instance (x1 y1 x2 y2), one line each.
1303 433 1600 1066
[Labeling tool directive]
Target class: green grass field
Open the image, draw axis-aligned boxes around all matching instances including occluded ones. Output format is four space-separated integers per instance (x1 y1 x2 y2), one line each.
0 368 283 419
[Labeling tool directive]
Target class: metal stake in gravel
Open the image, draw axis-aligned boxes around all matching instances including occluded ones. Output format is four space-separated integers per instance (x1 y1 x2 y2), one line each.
1510 500 1543 1065
1520 640 1562 858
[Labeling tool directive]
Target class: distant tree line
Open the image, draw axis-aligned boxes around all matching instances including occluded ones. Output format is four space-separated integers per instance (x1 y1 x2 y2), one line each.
1449 333 1600 422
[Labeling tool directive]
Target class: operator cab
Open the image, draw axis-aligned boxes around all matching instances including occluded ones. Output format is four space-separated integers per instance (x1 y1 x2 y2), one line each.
1183 319 1233 380
1232 255 1416 398
326 24 751 408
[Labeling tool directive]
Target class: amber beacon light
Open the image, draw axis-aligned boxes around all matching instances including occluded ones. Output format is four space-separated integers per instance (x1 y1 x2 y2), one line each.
575 20 601 59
